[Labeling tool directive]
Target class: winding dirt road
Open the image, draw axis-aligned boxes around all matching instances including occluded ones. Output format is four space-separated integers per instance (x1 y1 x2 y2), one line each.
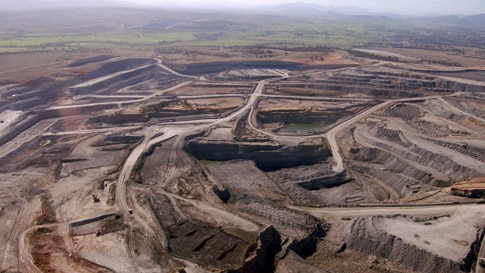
12 58 485 273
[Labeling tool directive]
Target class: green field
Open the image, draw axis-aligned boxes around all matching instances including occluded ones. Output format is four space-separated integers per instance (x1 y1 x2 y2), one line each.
0 7 483 54
0 25 375 53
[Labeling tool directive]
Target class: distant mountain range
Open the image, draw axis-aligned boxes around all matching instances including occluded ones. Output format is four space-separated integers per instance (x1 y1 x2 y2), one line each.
420 14 485 28
268 3 485 28
0 0 484 29
0 0 141 10
269 3 372 16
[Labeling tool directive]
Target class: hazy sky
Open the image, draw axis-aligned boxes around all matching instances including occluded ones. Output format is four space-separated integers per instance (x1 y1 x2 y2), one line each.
122 0 485 15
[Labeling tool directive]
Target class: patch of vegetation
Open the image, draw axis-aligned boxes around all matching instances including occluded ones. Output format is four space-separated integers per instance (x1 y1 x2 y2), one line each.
280 123 322 132
198 159 222 165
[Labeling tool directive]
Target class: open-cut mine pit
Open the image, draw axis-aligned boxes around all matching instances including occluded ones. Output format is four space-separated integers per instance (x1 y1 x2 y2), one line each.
0 51 484 273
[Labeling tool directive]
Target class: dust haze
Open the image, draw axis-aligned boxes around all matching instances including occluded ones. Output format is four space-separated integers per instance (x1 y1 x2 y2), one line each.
0 2 484 273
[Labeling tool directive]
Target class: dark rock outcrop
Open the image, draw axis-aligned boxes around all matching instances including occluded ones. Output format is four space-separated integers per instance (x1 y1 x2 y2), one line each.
287 223 330 258
172 61 303 76
185 140 330 172
297 172 348 190
213 185 231 203
228 226 282 273
451 187 485 198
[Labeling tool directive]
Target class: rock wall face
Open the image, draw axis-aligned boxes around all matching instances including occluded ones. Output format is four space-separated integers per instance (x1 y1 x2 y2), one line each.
450 177 485 198
257 109 341 125
287 223 330 259
228 223 331 273
184 140 330 172
451 188 485 198
296 172 348 190
171 61 303 75
229 226 282 273
436 79 485 93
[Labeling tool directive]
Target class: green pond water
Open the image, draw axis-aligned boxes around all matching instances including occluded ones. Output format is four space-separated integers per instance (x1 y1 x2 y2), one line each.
280 123 322 132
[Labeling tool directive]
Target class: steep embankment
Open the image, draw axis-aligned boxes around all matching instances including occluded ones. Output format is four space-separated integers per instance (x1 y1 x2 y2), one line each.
185 139 330 172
